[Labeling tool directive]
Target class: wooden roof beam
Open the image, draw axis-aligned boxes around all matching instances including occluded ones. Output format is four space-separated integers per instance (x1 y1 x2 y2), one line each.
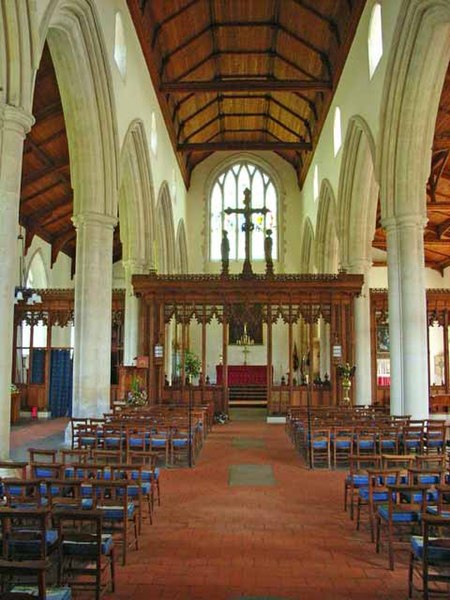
51 229 76 267
22 161 69 187
277 23 332 79
178 141 312 152
289 0 341 45
161 79 332 93
151 0 201 48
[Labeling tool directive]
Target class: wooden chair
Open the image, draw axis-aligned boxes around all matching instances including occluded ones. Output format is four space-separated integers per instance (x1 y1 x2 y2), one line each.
403 424 425 455
0 559 67 600
0 507 56 562
376 483 428 570
1 480 45 511
333 426 354 468
127 450 160 508
89 480 138 566
356 468 400 543
344 454 381 521
54 508 114 600
408 514 450 599
59 449 90 465
28 449 58 464
309 427 331 469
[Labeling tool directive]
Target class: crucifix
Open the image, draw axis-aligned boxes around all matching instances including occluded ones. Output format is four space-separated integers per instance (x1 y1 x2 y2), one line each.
224 187 269 276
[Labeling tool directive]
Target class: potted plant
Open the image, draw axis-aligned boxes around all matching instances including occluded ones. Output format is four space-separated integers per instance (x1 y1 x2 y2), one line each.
184 349 201 384
126 375 148 407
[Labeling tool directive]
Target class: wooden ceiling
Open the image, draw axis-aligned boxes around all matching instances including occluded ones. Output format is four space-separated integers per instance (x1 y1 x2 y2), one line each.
19 9 450 274
127 0 367 186
373 62 450 273
19 44 122 271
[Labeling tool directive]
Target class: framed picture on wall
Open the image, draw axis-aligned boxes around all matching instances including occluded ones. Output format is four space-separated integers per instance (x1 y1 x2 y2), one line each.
376 325 390 353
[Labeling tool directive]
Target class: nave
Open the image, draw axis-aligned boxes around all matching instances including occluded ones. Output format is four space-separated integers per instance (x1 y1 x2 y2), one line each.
8 416 407 600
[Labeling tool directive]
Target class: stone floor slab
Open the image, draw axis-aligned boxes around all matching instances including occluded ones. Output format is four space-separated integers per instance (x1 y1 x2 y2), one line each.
232 437 266 449
228 463 275 486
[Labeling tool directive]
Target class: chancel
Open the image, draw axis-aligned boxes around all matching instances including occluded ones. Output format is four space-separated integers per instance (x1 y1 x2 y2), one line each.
1 1 450 598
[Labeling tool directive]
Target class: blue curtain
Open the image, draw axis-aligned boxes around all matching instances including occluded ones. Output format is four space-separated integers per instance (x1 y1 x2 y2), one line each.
31 349 46 384
49 349 73 418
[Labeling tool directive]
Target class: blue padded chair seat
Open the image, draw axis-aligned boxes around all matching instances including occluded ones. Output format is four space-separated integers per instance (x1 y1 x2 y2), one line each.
405 440 421 448
378 505 419 522
172 439 188 448
129 437 149 448
104 438 121 447
428 440 444 447
312 440 328 449
11 586 71 600
98 502 135 520
345 474 369 486
117 483 151 497
151 439 167 448
411 535 450 562
34 467 57 478
80 437 96 446
335 440 352 449
359 489 389 502
132 468 160 482
401 490 438 503
63 533 113 556
426 506 450 518
7 529 58 554
81 498 93 510
64 467 89 479
357 441 375 450
380 440 396 449
40 484 61 496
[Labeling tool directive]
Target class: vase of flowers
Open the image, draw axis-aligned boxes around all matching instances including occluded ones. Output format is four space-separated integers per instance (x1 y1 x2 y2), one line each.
337 362 356 406
127 375 148 407
184 349 201 385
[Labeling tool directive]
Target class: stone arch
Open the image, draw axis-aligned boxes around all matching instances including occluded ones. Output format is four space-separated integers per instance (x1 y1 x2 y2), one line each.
315 179 339 273
175 219 189 274
379 0 450 220
338 115 379 270
155 182 175 274
300 217 314 273
119 119 155 267
26 248 49 288
0 1 39 111
38 0 118 217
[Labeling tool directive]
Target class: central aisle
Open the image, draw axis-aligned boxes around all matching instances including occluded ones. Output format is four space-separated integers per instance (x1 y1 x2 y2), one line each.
111 419 407 600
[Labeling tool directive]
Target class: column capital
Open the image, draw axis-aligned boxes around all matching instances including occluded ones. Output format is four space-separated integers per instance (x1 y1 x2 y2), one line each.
0 104 34 135
72 211 118 230
381 213 427 232
348 258 372 276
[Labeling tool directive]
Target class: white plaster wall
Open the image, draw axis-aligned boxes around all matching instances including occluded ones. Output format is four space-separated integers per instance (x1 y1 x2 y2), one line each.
23 235 73 289
301 0 404 232
186 151 302 274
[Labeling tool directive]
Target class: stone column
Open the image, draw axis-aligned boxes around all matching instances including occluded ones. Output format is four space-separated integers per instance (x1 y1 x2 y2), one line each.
122 259 140 366
72 212 117 418
0 105 34 458
349 259 372 406
383 215 428 419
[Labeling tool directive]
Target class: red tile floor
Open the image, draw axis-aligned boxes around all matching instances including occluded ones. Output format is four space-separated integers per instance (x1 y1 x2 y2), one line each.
13 417 410 599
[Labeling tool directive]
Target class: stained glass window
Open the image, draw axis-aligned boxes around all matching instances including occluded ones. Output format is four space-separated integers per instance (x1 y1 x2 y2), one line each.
210 162 278 261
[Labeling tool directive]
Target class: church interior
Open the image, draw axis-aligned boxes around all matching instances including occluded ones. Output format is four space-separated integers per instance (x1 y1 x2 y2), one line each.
1 0 450 598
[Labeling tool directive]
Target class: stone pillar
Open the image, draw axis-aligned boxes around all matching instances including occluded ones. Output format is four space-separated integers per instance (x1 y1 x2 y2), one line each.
72 212 117 418
122 260 140 366
349 259 372 406
0 105 34 458
383 215 428 419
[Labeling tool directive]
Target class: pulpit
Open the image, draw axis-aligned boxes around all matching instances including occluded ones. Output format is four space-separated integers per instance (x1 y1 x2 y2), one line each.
216 365 268 385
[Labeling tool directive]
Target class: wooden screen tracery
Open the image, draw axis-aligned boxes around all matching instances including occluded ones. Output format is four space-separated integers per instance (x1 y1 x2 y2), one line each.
133 271 363 413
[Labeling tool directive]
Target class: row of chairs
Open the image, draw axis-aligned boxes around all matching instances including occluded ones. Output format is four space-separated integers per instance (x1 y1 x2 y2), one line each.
343 453 450 598
290 421 447 469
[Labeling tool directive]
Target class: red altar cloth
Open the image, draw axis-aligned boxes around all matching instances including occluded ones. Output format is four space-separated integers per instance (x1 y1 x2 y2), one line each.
216 365 267 385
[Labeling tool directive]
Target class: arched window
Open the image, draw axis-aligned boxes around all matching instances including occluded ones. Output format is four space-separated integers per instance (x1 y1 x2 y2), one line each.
150 111 158 156
333 107 342 156
210 161 278 261
313 164 319 201
113 12 127 79
368 3 383 79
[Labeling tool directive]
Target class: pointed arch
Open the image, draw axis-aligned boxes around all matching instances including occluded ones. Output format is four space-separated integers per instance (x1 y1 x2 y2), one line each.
38 0 119 217
175 219 189 274
119 119 155 267
155 182 176 274
379 0 450 220
26 248 49 289
300 217 314 273
0 0 39 110
338 115 379 269
315 179 339 273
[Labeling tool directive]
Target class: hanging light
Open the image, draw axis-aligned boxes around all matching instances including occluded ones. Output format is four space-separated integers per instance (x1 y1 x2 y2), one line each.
236 323 254 347
14 231 42 305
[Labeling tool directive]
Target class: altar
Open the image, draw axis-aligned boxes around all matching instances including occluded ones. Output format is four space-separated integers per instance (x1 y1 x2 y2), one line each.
216 365 268 386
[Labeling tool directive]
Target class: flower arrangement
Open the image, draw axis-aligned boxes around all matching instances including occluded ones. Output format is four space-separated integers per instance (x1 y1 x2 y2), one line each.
184 349 201 382
337 363 356 384
127 375 148 407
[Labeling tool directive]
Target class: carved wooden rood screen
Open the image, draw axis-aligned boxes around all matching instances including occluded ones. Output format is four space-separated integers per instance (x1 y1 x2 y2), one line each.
133 272 363 414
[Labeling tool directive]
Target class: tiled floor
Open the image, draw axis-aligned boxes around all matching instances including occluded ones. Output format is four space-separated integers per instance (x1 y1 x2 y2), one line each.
11 417 409 599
